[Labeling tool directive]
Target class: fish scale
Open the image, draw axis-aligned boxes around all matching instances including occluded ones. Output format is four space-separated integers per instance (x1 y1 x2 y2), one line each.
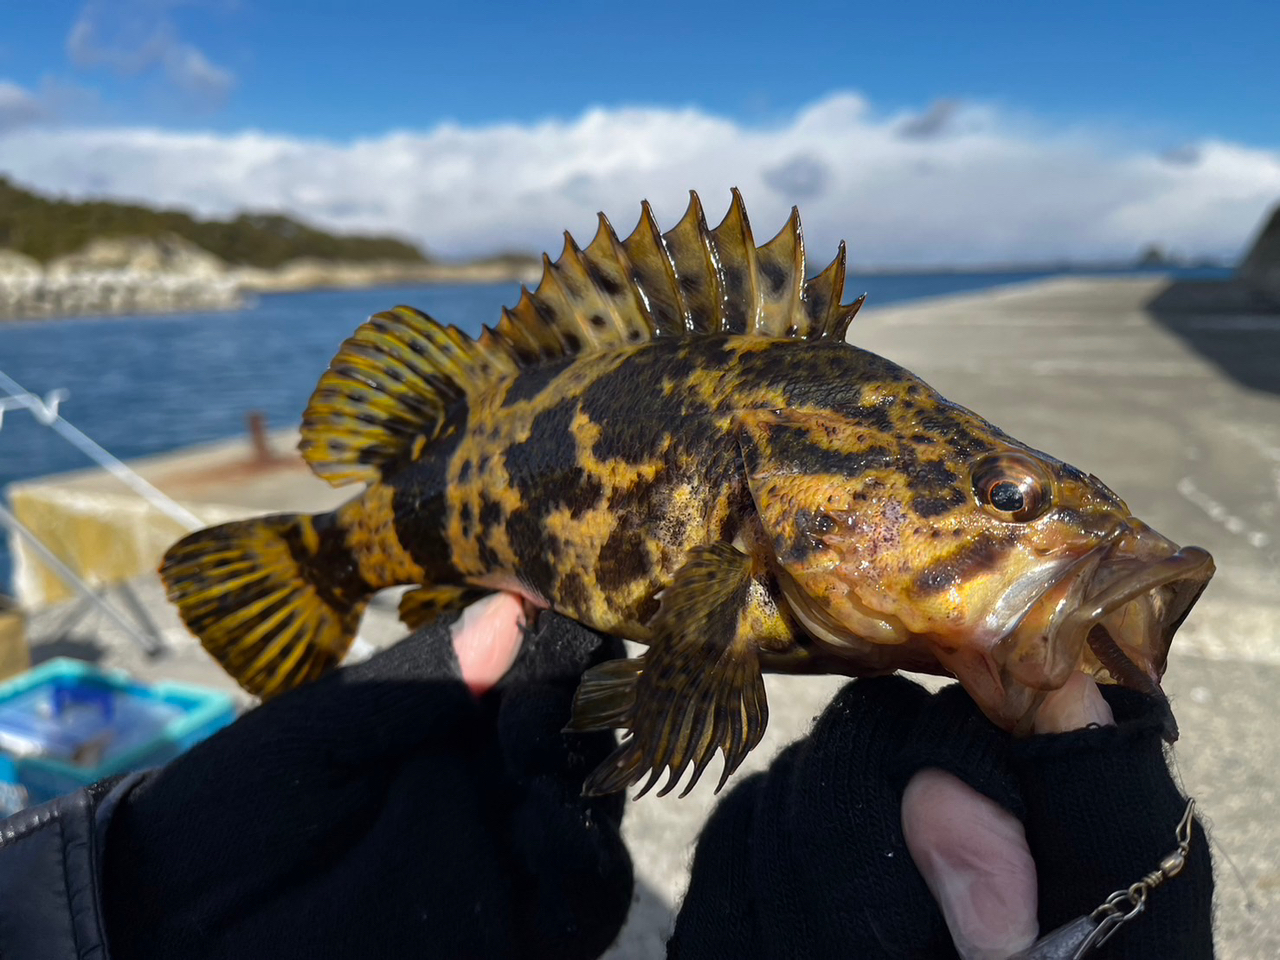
159 190 1213 797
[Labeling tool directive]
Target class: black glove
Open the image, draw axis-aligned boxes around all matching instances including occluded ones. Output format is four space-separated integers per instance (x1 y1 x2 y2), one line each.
102 613 634 960
669 676 1214 959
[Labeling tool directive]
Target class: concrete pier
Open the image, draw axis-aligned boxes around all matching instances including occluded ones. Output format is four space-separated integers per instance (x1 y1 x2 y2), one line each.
12 274 1280 958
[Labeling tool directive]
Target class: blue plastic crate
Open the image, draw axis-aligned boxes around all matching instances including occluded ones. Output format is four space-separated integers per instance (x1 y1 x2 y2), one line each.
0 658 236 815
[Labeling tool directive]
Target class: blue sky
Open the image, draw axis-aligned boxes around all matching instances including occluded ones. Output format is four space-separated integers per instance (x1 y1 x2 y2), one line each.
0 1 1277 264
3 0 1277 144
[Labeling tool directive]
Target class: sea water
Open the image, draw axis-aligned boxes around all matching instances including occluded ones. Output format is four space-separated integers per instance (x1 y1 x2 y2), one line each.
0 267 1231 593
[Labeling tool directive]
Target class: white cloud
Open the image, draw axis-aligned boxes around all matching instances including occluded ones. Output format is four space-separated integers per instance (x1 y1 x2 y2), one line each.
0 81 45 132
1 93 1277 266
160 44 234 101
67 1 234 107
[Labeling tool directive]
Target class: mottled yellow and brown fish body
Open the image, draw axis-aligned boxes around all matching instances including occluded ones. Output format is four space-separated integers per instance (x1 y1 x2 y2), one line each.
160 190 1214 796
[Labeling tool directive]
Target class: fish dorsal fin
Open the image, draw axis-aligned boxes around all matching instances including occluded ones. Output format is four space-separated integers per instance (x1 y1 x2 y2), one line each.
300 307 522 486
300 189 865 485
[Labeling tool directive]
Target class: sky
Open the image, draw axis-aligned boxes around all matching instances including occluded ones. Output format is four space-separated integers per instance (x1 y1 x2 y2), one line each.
0 0 1277 266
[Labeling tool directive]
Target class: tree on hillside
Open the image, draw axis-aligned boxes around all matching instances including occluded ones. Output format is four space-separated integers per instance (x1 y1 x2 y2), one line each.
0 178 428 267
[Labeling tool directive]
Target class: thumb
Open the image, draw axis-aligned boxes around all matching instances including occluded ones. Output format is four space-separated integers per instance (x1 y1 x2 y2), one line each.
902 769 1038 960
902 675 1116 959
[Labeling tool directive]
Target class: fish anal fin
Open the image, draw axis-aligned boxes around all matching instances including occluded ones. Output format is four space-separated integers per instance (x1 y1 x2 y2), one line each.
399 584 488 631
573 542 769 798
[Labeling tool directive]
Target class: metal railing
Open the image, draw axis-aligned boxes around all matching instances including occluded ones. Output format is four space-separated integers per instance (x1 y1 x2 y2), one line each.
0 370 202 529
0 370 204 656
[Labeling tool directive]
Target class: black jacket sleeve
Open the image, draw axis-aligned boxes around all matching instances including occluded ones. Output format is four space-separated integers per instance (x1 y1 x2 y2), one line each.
0 773 144 960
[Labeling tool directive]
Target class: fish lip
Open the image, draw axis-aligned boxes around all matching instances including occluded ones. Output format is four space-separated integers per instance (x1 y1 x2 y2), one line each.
1073 540 1213 743
982 527 1213 742
1069 539 1214 669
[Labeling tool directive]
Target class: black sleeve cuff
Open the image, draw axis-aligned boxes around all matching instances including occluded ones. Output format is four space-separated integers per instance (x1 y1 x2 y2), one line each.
0 773 147 960
1010 687 1214 958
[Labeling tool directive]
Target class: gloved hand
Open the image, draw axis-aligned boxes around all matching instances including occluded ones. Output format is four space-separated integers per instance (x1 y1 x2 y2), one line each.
669 675 1214 959
102 599 634 960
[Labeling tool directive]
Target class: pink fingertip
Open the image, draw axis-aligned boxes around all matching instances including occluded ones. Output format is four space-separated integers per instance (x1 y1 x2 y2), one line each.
449 592 527 695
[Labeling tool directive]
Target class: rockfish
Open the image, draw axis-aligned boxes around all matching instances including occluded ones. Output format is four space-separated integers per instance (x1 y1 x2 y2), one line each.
160 190 1214 796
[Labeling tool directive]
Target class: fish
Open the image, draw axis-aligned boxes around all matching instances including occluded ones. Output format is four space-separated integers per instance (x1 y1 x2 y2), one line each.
159 189 1215 797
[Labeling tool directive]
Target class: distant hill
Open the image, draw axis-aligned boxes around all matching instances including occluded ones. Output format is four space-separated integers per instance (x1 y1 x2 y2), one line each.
0 177 427 267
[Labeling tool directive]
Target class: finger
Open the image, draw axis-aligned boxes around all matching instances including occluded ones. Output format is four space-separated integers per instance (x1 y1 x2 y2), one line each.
1033 672 1115 734
902 768 1039 960
450 591 527 695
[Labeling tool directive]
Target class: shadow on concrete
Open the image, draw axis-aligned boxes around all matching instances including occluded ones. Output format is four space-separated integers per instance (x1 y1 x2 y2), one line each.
1145 279 1280 395
28 635 105 666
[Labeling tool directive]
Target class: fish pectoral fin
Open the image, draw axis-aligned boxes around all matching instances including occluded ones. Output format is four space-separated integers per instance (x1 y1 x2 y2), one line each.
570 542 768 799
398 585 488 631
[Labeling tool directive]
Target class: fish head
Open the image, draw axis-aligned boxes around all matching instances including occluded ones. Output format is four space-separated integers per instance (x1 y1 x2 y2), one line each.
739 401 1214 740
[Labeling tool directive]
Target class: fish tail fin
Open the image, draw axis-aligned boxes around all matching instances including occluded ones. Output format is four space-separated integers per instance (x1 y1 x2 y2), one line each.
159 513 369 698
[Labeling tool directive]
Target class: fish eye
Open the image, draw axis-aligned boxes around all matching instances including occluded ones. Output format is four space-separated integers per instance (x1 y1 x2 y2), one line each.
972 455 1050 522
989 480 1024 512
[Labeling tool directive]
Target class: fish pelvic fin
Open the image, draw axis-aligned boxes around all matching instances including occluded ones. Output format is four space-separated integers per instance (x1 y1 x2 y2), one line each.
159 514 369 698
568 542 769 799
301 190 863 486
399 584 487 631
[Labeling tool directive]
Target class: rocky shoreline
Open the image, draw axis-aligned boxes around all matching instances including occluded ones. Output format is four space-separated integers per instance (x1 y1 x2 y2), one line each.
0 234 540 322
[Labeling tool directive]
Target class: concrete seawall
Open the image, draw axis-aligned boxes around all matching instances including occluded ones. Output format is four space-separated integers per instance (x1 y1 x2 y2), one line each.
7 275 1279 957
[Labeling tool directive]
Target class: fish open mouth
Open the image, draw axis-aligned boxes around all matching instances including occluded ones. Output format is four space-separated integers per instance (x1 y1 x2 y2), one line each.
991 527 1214 743
1068 542 1214 741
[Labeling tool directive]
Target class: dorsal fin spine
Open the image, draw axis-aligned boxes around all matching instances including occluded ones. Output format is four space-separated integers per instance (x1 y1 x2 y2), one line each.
753 207 807 337
623 200 690 335
830 292 868 342
589 212 659 334
802 240 851 338
663 191 723 335
709 187 760 335
558 230 635 346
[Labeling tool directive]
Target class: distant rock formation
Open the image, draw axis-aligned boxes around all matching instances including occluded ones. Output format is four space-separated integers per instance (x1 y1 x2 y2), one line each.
0 234 541 321
46 233 228 279
1 234 242 320
1238 203 1280 301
